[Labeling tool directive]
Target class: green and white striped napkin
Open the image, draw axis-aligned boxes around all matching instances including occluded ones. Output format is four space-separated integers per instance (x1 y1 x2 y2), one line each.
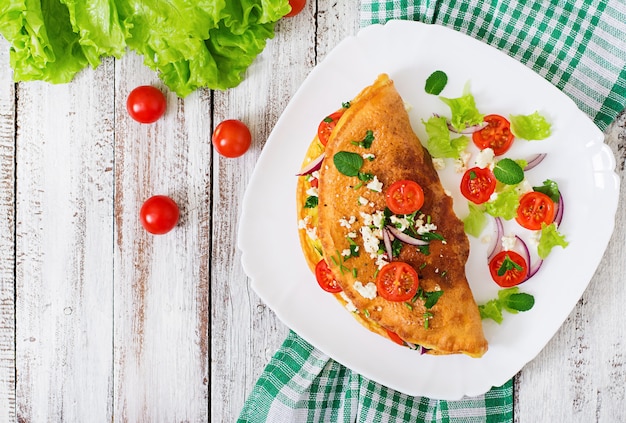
360 0 626 131
239 1 626 422
238 331 512 422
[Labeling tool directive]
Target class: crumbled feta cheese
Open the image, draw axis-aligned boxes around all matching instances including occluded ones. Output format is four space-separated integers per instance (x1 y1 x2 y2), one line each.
339 215 356 229
455 151 472 173
501 235 517 251
362 153 375 160
340 292 358 313
489 192 499 202
417 223 437 234
298 216 310 229
516 179 533 195
481 234 493 244
528 231 541 248
306 227 318 240
358 196 369 206
375 255 389 270
432 158 446 170
360 225 381 256
366 175 383 192
341 249 351 257
360 211 373 226
390 215 409 232
372 210 385 229
347 231 357 239
311 170 320 179
403 101 413 112
474 148 495 169
306 187 318 197
353 281 377 299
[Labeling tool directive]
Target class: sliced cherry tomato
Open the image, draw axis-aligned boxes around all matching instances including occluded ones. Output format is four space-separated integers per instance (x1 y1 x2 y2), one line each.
140 195 180 235
460 167 496 204
489 250 528 287
516 191 555 230
284 0 306 17
384 328 405 346
317 110 344 146
385 180 425 215
376 262 419 302
472 114 514 156
127 86 166 123
315 260 342 293
212 119 252 158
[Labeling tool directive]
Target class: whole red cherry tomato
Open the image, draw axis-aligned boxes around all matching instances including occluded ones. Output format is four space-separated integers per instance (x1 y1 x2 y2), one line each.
212 119 252 158
126 86 166 123
285 0 306 17
140 195 180 235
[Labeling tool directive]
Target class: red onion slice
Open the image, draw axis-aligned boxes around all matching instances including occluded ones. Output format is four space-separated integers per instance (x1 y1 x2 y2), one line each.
447 121 488 134
514 235 532 282
386 226 429 246
554 192 564 227
296 152 325 176
528 258 544 279
487 217 504 263
524 153 547 171
382 228 394 261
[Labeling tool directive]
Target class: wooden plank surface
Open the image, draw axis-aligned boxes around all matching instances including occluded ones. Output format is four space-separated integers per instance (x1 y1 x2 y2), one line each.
0 3 624 423
0 35 16 423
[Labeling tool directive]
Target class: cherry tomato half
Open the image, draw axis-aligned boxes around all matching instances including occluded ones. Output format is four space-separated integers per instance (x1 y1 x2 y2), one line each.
317 110 344 146
315 260 342 293
472 114 514 156
140 195 180 235
384 328 405 346
460 167 497 204
212 119 252 158
376 262 419 302
284 0 306 17
385 180 425 215
126 86 166 123
516 191 555 230
489 250 528 287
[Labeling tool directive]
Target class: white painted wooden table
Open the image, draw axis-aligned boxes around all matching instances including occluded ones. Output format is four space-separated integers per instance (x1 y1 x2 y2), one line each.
0 3 624 422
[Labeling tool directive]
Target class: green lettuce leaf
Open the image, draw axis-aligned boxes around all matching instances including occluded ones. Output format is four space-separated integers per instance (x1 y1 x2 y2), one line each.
484 184 520 220
538 223 569 259
439 85 484 131
422 116 469 159
463 203 487 238
510 111 552 140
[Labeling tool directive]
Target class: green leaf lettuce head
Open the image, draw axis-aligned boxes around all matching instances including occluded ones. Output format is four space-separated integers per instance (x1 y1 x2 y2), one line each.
0 0 291 95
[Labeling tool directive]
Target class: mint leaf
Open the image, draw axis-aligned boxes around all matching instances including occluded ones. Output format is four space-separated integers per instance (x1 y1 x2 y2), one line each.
333 151 363 177
351 130 375 148
493 158 524 185
497 254 523 276
424 290 444 309
503 293 535 313
479 287 535 323
533 179 560 203
425 70 448 95
304 196 318 208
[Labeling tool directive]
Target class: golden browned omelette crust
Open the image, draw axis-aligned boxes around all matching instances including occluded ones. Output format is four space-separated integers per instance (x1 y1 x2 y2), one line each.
316 74 488 357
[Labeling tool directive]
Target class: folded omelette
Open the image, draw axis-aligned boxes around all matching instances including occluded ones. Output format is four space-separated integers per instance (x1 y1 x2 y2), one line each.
297 74 488 357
